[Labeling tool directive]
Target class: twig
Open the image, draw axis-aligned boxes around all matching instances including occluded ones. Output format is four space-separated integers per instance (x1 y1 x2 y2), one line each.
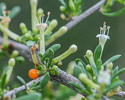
4 76 45 97
46 0 106 46
114 91 125 98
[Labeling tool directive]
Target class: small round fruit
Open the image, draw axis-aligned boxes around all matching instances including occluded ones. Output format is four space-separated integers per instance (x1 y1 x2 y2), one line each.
28 69 39 79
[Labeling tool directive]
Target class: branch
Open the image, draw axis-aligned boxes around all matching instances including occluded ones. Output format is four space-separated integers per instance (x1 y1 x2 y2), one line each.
65 0 106 30
4 75 45 97
0 36 86 97
1 0 124 99
46 0 106 46
114 91 125 98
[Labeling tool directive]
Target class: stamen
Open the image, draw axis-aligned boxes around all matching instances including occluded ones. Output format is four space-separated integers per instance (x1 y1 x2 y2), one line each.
40 15 42 23
107 26 110 36
42 14 44 23
100 27 103 34
34 12 39 24
45 12 50 23
103 22 106 29
3 11 6 17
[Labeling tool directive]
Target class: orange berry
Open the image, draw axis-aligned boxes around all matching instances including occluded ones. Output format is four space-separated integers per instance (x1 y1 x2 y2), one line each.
28 69 39 79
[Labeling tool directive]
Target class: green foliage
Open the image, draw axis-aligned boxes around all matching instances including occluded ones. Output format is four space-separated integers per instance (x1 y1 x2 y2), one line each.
14 93 42 100
10 6 21 19
31 72 50 90
17 76 27 90
58 0 85 19
103 55 121 67
101 0 125 17
26 41 36 47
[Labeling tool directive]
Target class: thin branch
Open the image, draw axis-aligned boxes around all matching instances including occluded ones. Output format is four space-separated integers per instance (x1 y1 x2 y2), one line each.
114 91 125 98
4 75 45 97
46 0 106 46
65 0 106 30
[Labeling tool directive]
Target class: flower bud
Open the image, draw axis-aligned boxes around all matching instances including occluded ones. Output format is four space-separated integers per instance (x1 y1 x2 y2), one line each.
69 44 77 53
49 19 58 28
52 65 58 70
60 6 66 12
8 58 15 67
25 33 33 40
86 64 92 72
79 73 100 90
12 50 19 57
37 8 44 15
44 19 58 35
69 0 76 12
20 23 28 34
58 26 67 34
86 50 93 58
106 62 113 70
60 13 66 20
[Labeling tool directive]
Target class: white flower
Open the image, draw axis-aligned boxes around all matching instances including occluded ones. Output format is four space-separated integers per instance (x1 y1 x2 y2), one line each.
98 70 111 85
96 22 110 49
35 12 50 31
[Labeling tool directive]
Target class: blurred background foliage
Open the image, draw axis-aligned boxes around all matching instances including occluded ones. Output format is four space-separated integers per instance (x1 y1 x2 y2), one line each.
0 0 125 99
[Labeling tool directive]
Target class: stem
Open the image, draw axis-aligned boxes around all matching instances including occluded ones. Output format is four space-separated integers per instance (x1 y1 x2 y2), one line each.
0 24 20 41
30 0 38 31
45 26 67 46
40 29 45 54
53 45 77 63
3 22 9 49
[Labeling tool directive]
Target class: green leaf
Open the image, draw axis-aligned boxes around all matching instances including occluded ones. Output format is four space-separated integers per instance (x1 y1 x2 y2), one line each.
0 74 7 91
84 55 90 64
44 34 51 41
78 62 86 73
0 3 6 16
42 44 61 64
32 72 50 90
69 82 89 95
17 76 27 90
10 6 21 19
77 61 92 79
102 7 125 17
14 93 41 100
58 0 67 7
103 55 121 67
104 80 124 93
15 56 25 63
75 58 86 66
111 68 125 81
90 62 98 76
94 45 102 63
96 59 102 72
47 49 54 68
26 41 36 47
74 65 82 78
112 66 119 75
